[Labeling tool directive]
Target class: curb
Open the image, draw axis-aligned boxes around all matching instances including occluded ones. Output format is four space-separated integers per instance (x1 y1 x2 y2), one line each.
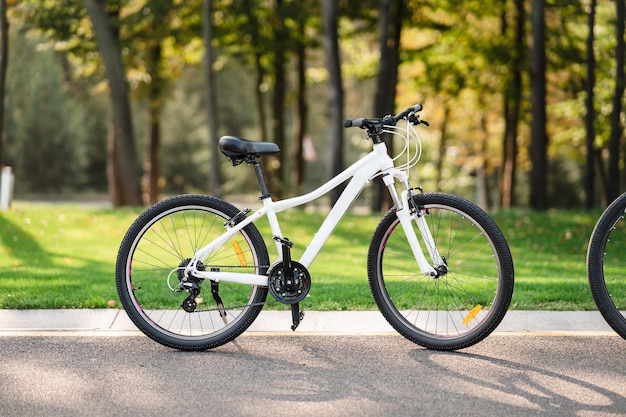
0 309 618 336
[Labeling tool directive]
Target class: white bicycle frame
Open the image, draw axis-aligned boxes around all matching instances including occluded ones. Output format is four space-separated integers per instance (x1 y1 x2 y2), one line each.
184 141 444 286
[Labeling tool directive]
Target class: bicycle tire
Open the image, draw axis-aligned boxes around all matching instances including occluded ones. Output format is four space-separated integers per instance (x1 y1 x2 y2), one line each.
115 194 269 350
586 192 626 339
367 192 514 350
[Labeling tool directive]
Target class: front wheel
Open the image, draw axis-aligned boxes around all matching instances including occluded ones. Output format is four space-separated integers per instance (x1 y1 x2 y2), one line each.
587 192 626 339
368 192 514 350
115 194 269 350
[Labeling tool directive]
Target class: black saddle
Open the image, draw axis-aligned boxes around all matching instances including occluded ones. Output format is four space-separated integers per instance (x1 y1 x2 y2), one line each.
219 136 281 160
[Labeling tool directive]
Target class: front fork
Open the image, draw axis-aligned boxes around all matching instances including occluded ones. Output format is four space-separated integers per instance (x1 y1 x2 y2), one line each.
382 171 446 277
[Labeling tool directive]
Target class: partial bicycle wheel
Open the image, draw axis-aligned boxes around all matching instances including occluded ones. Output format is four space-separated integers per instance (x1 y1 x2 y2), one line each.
368 192 514 350
586 192 626 339
115 194 269 350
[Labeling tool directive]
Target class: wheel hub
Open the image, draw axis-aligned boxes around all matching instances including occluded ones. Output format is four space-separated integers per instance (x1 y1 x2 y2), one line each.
177 259 206 312
177 258 206 285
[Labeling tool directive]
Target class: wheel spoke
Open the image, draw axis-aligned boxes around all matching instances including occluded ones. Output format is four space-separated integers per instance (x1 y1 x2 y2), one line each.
116 195 269 350
367 193 513 350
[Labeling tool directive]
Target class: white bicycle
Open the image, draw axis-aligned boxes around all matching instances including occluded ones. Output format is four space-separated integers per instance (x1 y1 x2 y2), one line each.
115 104 514 351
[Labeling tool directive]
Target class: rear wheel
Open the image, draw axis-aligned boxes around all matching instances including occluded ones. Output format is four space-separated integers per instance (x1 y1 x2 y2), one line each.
115 194 269 350
368 192 514 350
587 192 626 339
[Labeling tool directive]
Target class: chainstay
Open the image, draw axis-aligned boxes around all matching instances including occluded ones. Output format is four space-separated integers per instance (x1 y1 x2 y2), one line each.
186 263 273 313
189 300 275 313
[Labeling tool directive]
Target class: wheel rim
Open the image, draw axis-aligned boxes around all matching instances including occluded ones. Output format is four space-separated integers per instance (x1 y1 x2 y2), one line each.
377 203 504 340
122 205 265 341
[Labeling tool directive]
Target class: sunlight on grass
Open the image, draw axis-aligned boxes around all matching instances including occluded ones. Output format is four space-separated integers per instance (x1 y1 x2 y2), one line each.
0 201 605 310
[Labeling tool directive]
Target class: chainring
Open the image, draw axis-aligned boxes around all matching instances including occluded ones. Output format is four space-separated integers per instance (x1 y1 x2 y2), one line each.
267 261 311 304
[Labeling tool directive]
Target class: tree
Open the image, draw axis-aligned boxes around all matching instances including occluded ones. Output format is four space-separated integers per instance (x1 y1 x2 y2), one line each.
501 0 525 209
270 0 287 195
214 1 304 196
84 0 142 206
202 0 222 197
529 0 548 210
4 29 95 192
584 0 596 209
0 0 7 168
292 5 315 187
144 38 163 205
372 0 403 212
323 0 344 206
123 0 203 205
607 0 625 203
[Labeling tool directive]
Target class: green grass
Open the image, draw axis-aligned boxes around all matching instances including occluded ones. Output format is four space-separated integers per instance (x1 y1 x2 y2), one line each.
0 200 603 310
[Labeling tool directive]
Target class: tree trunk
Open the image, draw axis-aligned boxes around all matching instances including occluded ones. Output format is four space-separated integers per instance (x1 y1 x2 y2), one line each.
271 0 287 196
84 0 142 206
607 0 625 202
203 0 222 198
500 0 524 209
584 0 596 209
372 0 403 212
435 103 450 191
0 0 7 168
293 15 308 187
529 0 548 211
145 42 162 205
477 101 490 209
323 0 344 206
595 148 608 206
242 6 268 145
254 53 268 143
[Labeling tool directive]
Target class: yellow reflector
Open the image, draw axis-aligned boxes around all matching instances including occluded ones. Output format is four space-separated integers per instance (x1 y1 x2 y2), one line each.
233 241 247 266
462 304 483 325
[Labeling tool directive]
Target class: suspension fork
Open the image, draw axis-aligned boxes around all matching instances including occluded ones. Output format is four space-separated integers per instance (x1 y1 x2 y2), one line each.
382 172 444 277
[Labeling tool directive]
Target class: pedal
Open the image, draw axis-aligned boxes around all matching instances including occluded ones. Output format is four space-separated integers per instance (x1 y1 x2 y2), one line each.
290 303 304 331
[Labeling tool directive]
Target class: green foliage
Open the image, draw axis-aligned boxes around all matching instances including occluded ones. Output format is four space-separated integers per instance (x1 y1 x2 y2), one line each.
3 29 106 193
2 0 624 208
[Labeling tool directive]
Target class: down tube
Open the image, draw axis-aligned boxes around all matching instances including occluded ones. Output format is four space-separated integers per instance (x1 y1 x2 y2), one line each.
298 174 368 267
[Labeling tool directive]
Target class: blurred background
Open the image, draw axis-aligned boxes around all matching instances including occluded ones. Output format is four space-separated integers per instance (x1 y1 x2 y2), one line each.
0 0 623 211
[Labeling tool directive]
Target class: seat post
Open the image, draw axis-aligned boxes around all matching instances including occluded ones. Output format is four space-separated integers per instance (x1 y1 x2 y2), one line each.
251 159 272 200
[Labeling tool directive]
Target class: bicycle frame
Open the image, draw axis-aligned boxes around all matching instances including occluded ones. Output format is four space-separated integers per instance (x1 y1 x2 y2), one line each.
184 141 441 286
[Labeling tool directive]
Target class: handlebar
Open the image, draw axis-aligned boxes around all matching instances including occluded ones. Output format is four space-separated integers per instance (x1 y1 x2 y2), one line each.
343 104 424 131
391 103 423 123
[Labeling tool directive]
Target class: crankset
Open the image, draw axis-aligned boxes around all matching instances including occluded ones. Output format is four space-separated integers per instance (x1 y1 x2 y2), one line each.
268 237 311 330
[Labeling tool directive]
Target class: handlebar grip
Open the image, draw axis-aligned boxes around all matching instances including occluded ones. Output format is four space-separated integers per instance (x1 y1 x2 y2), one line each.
344 104 423 129
393 104 423 123
343 118 366 128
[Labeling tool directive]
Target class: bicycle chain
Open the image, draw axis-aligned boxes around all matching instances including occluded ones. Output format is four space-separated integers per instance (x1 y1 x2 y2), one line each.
189 300 275 313
202 264 271 269
184 263 274 313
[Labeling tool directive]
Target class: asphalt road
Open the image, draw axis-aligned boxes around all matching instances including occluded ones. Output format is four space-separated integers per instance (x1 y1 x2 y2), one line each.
0 334 625 417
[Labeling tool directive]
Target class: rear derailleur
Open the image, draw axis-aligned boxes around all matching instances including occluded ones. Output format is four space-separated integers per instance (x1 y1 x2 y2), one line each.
177 258 205 312
176 259 228 323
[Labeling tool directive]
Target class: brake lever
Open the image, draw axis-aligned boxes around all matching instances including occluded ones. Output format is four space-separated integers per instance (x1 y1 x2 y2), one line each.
408 113 430 127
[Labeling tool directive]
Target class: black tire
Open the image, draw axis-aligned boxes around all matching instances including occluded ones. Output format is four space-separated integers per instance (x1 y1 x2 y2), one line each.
367 192 514 350
115 194 269 350
587 192 626 339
